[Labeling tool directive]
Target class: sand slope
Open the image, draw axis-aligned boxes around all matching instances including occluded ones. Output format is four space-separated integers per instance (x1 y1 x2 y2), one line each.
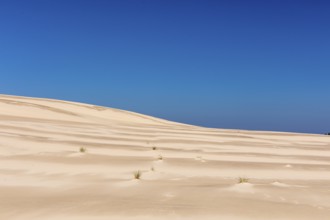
0 94 330 220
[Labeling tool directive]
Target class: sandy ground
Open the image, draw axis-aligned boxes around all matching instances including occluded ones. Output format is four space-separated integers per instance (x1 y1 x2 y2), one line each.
0 94 330 220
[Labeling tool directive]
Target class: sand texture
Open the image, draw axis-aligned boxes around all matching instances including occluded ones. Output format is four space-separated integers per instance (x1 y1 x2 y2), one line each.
1 94 330 220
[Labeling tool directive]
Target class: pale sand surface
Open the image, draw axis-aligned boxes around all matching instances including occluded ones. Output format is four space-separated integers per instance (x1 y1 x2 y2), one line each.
1 94 330 220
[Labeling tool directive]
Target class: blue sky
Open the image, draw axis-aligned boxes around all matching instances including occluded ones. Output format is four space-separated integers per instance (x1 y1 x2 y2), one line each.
1 0 329 133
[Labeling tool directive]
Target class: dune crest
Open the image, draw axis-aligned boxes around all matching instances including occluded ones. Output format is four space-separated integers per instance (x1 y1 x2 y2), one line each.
1 94 330 220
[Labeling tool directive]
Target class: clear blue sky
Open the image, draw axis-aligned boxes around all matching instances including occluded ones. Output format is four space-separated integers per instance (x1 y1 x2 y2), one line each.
1 0 329 134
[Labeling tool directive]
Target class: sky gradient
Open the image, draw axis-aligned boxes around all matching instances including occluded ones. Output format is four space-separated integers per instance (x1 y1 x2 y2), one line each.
1 0 329 134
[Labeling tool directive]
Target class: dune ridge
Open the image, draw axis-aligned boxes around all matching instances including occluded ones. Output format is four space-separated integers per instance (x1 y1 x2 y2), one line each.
0 94 330 220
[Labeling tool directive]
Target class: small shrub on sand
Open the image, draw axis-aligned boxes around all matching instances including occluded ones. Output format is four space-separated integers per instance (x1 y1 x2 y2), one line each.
158 155 163 160
134 170 141 179
151 166 155 171
79 147 86 153
152 146 157 150
238 177 249 184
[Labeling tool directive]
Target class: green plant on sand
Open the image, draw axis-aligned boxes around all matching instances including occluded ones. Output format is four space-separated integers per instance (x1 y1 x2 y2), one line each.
238 177 249 184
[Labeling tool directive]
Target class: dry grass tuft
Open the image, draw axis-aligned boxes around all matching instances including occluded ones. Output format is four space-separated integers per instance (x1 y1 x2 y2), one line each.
134 170 142 179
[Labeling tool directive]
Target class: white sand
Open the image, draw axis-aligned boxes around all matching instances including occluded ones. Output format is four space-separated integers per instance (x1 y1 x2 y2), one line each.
1 94 330 220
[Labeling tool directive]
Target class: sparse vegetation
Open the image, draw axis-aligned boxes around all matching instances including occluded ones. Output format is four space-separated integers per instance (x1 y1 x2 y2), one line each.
238 177 249 184
79 147 86 153
151 166 155 171
158 155 163 160
134 170 141 179
152 146 157 150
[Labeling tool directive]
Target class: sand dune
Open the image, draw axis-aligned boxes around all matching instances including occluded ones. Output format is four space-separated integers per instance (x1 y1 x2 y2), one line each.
0 94 330 220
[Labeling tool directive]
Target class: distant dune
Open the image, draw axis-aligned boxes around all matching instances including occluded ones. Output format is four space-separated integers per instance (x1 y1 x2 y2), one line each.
1 94 330 220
